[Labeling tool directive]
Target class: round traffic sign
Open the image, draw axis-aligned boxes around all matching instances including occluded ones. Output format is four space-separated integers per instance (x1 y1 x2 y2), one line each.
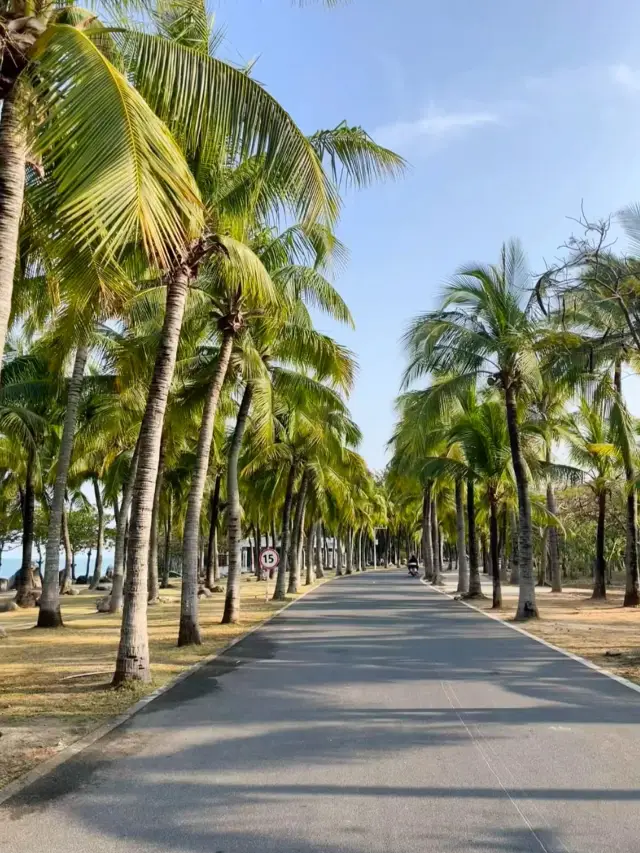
259 547 280 570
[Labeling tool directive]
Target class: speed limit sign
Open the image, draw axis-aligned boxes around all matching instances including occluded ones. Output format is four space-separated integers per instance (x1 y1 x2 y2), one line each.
259 547 280 572
259 547 279 599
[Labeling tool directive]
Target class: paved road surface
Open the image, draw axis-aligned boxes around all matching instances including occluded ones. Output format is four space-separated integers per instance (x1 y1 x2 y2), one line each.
3 572 640 852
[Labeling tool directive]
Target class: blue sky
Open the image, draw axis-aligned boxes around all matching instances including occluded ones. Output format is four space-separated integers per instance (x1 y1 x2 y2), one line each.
213 0 640 470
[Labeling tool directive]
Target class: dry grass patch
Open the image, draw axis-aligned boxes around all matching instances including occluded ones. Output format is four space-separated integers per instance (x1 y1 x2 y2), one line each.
0 576 325 789
471 585 640 686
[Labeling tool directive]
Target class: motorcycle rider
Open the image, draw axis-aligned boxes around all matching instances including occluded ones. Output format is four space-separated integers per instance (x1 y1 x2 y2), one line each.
408 554 419 576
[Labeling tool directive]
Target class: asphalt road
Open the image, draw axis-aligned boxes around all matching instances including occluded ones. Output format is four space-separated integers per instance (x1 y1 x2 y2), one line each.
3 572 640 853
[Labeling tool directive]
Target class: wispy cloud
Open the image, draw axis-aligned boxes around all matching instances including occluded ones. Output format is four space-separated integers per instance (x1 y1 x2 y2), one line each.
375 107 500 151
610 63 640 92
376 61 640 155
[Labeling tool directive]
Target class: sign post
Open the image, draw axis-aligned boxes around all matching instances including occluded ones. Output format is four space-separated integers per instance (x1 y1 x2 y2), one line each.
259 547 280 601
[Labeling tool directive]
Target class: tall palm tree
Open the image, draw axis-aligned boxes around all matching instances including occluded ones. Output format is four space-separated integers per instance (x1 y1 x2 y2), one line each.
112 24 341 686
423 400 514 607
178 237 275 644
542 251 640 603
566 399 621 600
527 380 572 593
403 241 545 619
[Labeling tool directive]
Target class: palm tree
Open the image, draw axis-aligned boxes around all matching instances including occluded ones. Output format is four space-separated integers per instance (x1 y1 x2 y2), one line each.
0 349 50 606
566 399 621 600
0 1 208 366
548 253 640 604
403 241 544 619
112 32 340 685
221 381 254 624
424 400 514 608
527 380 572 593
178 237 275 644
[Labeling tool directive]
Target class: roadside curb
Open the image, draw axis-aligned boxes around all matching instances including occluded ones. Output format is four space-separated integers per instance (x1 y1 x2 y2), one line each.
420 578 640 698
0 579 328 806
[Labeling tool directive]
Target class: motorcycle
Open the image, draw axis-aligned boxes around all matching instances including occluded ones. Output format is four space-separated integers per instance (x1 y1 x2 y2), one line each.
408 564 419 578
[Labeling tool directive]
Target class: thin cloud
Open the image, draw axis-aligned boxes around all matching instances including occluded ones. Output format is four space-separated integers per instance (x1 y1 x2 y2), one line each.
375 107 500 151
610 63 640 92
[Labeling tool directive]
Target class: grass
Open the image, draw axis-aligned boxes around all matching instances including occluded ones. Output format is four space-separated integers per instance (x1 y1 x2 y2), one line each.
0 575 327 789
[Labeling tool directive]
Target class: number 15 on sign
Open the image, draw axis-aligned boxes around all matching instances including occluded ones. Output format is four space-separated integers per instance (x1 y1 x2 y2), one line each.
259 548 279 600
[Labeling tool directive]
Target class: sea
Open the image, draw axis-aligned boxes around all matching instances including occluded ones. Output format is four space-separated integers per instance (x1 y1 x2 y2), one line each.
0 548 116 579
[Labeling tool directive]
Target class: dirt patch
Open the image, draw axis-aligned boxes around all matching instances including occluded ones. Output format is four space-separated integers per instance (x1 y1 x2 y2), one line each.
471 585 640 687
0 576 327 790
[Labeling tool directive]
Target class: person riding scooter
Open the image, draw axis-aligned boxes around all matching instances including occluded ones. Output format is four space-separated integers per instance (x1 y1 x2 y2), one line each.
408 554 419 577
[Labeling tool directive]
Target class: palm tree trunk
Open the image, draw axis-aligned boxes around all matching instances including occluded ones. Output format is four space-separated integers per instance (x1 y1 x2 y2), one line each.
222 383 253 624
113 261 194 685
305 523 314 585
538 528 547 587
509 508 519 584
148 433 166 606
346 528 353 575
546 484 561 593
499 513 508 582
0 89 27 369
110 438 141 612
205 474 221 589
431 498 441 585
180 331 234 644
505 384 538 619
288 471 309 595
489 491 502 608
90 478 104 589
298 515 306 572
593 489 607 600
315 522 324 578
161 491 173 589
455 479 469 594
335 533 343 576
623 486 639 606
59 504 73 595
466 477 483 597
38 346 88 627
614 363 639 606
274 462 297 601
422 483 433 580
15 452 35 607
254 524 262 578
481 533 489 575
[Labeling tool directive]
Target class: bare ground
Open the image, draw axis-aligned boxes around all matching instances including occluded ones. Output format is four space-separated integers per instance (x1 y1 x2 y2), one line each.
0 576 325 790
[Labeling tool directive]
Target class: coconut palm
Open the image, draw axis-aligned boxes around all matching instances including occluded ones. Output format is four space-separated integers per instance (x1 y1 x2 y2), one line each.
239 339 356 605
0 350 49 605
542 250 640 603
566 399 622 599
112 89 339 683
423 400 514 608
527 379 573 593
403 241 545 619
0 0 209 368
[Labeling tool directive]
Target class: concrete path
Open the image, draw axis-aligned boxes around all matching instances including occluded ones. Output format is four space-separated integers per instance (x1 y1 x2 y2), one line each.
3 572 640 853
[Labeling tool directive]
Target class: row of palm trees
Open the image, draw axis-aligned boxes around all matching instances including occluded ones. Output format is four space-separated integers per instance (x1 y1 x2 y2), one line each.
0 0 402 682
387 236 640 616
